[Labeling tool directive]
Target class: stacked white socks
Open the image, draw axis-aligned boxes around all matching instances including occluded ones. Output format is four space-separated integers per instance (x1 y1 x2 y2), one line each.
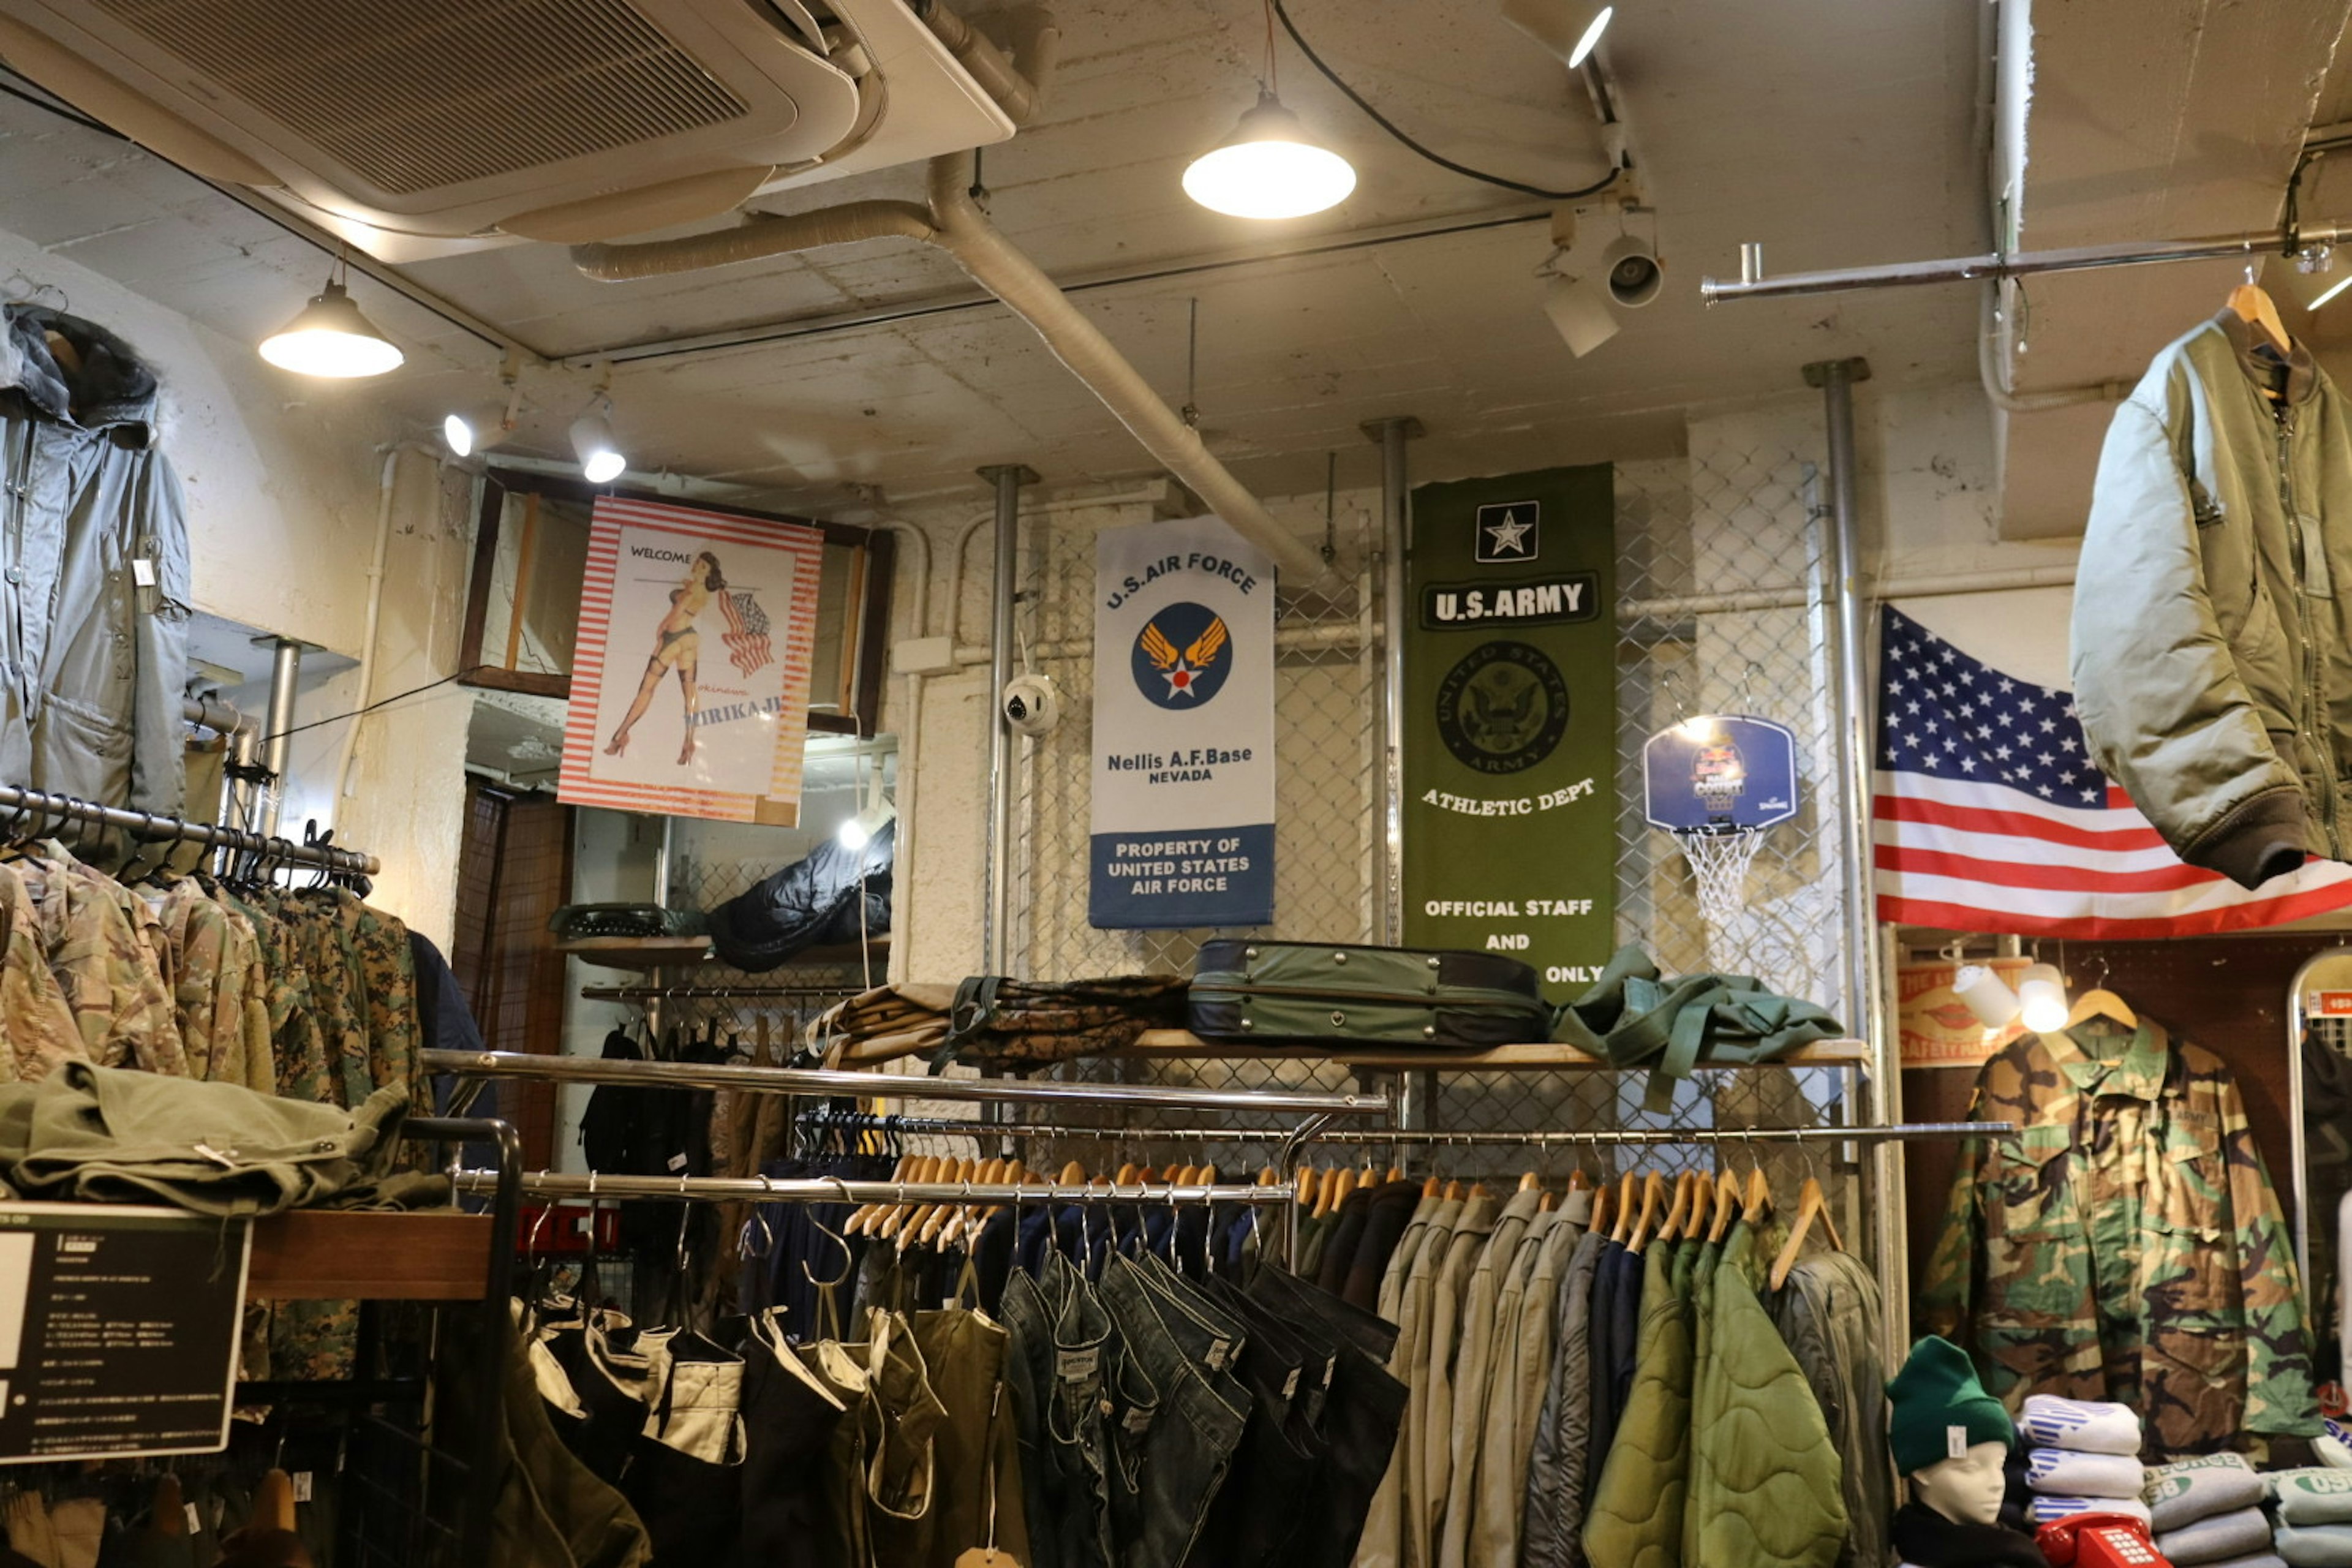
2020 1396 2149 1526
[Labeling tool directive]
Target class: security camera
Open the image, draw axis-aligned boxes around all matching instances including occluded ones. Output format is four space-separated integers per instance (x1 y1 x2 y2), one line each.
1001 672 1063 737
1602 233 1662 308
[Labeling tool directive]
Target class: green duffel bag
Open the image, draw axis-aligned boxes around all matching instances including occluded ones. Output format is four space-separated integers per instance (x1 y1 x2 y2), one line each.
1188 940 1551 1047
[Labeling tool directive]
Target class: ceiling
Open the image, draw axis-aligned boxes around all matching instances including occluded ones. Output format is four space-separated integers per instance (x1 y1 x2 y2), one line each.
0 0 1989 511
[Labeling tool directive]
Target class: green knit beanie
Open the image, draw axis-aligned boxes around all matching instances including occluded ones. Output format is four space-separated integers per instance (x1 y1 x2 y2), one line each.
1887 1335 2014 1474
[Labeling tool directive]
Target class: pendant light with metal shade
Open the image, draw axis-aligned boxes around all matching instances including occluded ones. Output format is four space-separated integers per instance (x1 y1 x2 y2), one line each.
1183 1 1354 221
259 254 402 379
1183 90 1356 219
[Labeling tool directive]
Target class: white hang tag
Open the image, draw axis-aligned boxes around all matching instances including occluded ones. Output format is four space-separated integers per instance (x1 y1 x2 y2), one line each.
132 557 156 588
1947 1425 1969 1461
185 1503 203 1535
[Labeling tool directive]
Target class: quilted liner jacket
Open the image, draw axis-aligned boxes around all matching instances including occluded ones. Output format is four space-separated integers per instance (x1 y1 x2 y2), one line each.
1681 1222 1845 1567
1918 1018 2318 1451
1582 1238 1695 1568
2074 310 2352 888
0 306 190 824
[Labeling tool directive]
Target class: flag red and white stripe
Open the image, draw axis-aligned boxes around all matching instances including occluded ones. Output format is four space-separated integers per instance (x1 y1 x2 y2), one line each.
1873 606 2352 937
717 589 774 677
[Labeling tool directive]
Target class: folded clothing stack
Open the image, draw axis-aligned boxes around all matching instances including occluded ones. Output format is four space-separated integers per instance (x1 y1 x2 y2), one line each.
2146 1453 2276 1567
2021 1396 2152 1528
2271 1468 2352 1567
2317 1420 2352 1472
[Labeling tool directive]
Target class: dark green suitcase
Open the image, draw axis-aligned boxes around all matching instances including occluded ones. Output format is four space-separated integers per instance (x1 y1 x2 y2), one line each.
1188 940 1550 1046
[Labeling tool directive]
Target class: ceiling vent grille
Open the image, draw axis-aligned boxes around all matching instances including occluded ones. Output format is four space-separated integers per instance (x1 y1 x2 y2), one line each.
87 0 748 195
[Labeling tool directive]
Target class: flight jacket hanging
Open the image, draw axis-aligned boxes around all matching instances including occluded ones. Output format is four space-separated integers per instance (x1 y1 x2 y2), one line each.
0 304 190 825
1918 1017 2318 1453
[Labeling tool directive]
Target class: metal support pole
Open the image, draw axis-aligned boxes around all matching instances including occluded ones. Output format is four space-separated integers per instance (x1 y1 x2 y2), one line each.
260 638 302 837
1363 417 1430 1136
1805 354 1905 1347
979 463 1039 976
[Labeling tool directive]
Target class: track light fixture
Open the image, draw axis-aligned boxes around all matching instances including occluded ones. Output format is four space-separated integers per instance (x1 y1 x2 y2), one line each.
570 398 626 484
443 363 524 458
2017 963 2070 1034
1499 0 1614 67
1952 964 2023 1030
259 254 402 379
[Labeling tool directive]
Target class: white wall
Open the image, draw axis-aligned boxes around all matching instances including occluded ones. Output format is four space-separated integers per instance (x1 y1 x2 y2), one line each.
0 224 475 946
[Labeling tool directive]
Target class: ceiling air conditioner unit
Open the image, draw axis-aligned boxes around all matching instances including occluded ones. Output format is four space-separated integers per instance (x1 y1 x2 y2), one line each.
0 0 1017 261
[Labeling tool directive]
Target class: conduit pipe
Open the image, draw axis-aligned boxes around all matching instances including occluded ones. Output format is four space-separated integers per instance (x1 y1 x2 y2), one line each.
914 0 1061 127
1702 219 2352 304
570 90 1322 582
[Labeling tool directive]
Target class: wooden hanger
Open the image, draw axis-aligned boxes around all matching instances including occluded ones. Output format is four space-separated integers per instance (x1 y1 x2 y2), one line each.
847 1153 913 1235
1115 1163 1141 1186
1420 1173 1442 1197
1539 1189 1558 1213
1742 1164 1773 1224
2064 984 2137 1030
1657 1170 1695 1245
1257 1165 1279 1186
1767 1175 1845 1290
873 1155 937 1240
1296 1166 1322 1210
1442 1178 1464 1202
1588 1180 1611 1237
255 1469 298 1533
1566 1169 1591 1192
1385 1165 1404 1184
2230 276 2291 356
1628 1171 1667 1253
1610 1171 1637 1243
1708 1169 1741 1243
1518 1170 1543 1191
1056 1159 1088 1186
1317 1164 1358 1219
934 1156 1004 1248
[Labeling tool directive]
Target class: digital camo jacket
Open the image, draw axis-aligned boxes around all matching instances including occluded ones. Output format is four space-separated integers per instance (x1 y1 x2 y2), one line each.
1919 1019 2318 1453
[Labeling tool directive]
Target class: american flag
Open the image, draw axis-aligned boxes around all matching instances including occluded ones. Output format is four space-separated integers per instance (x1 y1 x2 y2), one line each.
1874 606 2352 937
717 589 773 677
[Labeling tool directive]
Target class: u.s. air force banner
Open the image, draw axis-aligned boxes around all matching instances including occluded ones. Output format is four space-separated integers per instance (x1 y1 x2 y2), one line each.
1090 516 1275 929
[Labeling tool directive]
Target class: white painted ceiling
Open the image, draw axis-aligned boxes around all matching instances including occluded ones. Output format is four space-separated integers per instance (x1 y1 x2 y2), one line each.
0 0 1989 510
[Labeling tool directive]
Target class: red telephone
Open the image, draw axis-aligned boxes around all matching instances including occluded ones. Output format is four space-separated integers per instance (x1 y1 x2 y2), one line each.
2037 1513 2174 1568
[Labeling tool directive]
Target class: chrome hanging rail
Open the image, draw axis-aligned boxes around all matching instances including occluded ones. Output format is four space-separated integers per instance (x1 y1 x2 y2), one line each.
1701 222 2352 305
580 982 860 1003
0 782 380 875
1297 1120 2013 1149
797 1112 1336 1142
451 1172 1296 1207
421 1048 1390 1118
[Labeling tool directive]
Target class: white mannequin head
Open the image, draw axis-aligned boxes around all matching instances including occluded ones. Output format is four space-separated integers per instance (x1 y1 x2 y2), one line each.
1909 1440 2010 1527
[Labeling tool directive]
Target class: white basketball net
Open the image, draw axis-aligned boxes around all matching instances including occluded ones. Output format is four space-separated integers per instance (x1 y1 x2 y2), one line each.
1673 826 1765 928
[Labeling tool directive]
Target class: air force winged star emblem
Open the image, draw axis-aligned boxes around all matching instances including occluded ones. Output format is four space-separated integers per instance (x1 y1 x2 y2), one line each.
1131 600 1234 709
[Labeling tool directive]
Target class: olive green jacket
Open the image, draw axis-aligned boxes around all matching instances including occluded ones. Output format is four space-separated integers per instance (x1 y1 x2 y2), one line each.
2074 310 2352 888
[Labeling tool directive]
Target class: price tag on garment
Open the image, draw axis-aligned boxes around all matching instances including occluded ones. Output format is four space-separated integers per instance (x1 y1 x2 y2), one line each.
1282 1368 1301 1402
185 1504 203 1535
1205 1337 1232 1371
1947 1425 1969 1461
1057 1346 1099 1382
293 1472 313 1502
0 1202 251 1463
1122 1407 1152 1435
132 557 156 589
954 1551 1020 1568
668 1154 689 1173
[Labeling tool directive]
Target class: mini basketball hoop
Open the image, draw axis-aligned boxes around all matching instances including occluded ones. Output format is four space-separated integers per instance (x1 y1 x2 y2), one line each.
1641 714 1801 925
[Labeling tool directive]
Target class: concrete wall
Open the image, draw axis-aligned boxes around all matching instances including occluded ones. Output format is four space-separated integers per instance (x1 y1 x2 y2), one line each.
0 223 475 948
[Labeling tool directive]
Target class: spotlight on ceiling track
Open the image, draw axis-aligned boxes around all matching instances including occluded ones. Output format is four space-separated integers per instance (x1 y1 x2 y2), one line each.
1542 274 1619 357
2017 963 2070 1035
259 262 402 379
570 401 627 485
1184 91 1356 219
443 365 524 458
1952 964 2022 1031
1499 0 1615 67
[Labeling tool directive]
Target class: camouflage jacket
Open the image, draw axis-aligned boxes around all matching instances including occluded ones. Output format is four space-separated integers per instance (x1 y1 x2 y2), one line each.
1919 1018 2318 1452
0 859 83 1081
13 851 184 1076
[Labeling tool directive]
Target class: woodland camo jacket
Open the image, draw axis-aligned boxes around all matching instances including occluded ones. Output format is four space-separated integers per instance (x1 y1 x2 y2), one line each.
1919 1019 2318 1452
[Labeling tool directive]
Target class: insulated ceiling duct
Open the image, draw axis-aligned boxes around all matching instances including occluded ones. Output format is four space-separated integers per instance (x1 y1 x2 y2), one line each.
0 0 1016 258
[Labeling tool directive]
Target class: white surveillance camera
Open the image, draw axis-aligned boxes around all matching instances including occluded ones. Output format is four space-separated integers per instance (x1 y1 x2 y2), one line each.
1001 673 1062 737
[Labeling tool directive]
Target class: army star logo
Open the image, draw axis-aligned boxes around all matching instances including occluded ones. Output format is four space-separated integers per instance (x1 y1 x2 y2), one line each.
1474 500 1540 563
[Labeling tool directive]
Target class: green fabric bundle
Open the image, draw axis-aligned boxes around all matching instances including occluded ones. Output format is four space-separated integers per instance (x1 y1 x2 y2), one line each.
1550 945 1845 1109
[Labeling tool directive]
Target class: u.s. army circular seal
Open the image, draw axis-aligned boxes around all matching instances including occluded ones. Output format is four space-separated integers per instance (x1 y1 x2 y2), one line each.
1436 640 1569 774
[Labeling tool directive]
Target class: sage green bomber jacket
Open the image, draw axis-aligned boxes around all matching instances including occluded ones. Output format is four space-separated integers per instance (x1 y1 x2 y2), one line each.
2073 309 2352 888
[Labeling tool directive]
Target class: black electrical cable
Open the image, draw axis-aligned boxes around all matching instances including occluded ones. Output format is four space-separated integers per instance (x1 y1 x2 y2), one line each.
259 665 486 745
1270 0 1621 202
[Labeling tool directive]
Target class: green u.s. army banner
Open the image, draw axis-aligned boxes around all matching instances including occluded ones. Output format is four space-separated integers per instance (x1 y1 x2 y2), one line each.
1403 466 1616 998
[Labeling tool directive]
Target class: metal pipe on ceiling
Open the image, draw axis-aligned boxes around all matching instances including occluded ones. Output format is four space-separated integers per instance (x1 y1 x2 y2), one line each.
1702 221 2352 304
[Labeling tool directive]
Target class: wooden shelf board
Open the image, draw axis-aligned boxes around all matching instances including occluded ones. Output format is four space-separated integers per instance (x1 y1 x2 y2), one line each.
248 1211 492 1301
557 934 889 973
1115 1031 1871 1072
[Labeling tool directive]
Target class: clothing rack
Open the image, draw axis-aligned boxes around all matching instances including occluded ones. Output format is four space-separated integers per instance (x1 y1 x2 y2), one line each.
422 1048 1389 1118
452 1172 1295 1207
796 1110 1324 1144
1297 1120 2014 1149
0 781 381 874
581 982 861 1002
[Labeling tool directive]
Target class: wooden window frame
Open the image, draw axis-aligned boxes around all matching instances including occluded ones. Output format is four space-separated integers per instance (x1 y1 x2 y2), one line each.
457 469 895 736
